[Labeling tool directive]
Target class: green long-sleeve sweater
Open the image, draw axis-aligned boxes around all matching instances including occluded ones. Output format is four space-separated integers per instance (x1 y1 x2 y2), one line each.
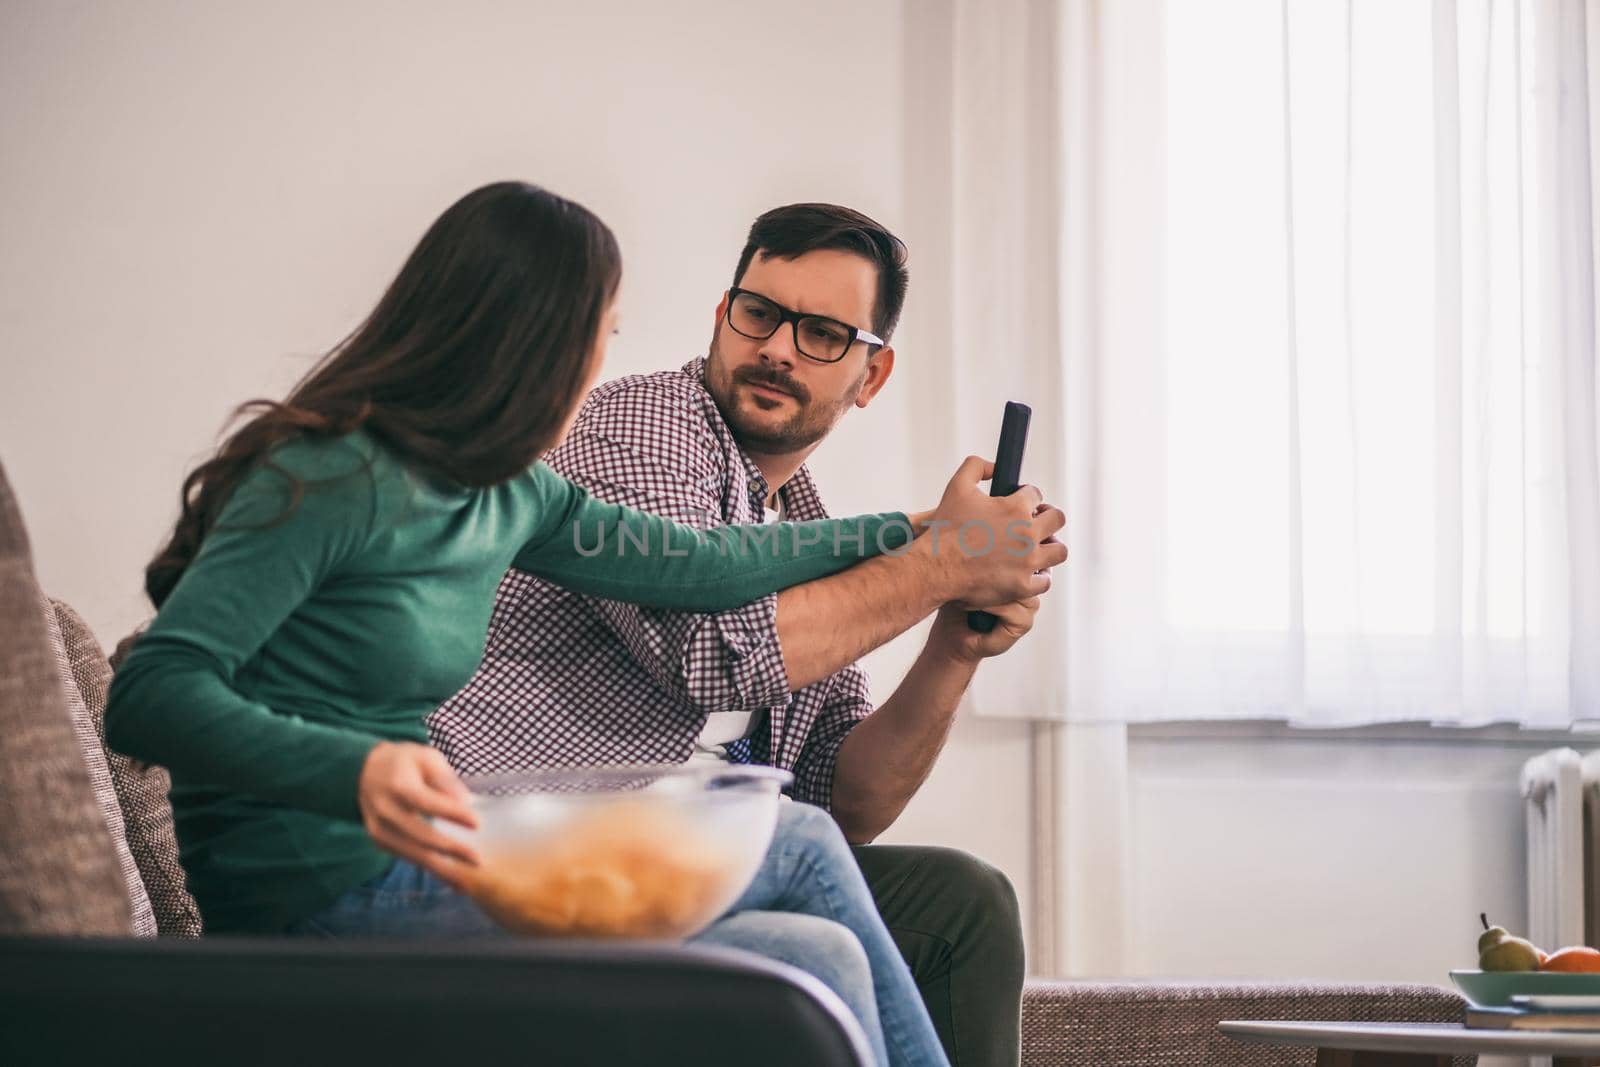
105 431 910 932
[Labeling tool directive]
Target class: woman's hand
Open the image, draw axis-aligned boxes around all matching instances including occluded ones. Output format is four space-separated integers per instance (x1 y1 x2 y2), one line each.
357 741 481 891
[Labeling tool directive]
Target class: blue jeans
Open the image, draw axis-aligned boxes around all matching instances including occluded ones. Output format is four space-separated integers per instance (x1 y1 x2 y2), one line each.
286 802 950 1067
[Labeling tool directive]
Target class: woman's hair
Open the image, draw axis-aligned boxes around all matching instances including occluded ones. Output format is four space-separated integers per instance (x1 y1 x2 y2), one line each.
146 180 621 607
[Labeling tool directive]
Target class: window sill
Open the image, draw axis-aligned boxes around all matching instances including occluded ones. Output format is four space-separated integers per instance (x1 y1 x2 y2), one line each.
1127 719 1600 747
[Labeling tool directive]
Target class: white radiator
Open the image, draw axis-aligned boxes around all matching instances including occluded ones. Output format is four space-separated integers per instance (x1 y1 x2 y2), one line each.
1520 747 1597 952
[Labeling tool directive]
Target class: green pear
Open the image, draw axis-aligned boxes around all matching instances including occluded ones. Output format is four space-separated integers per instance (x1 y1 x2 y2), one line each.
1477 913 1544 971
1480 935 1542 972
1478 925 1510 955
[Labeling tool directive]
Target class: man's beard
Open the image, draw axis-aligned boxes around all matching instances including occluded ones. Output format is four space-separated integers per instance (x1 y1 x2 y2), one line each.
705 336 866 455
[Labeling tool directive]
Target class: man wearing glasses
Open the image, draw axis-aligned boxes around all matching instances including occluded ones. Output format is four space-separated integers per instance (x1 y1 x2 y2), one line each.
431 204 1055 1067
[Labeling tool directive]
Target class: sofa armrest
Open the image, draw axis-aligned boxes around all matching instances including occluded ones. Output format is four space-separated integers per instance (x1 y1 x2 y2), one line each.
0 936 874 1067
1020 978 1473 1067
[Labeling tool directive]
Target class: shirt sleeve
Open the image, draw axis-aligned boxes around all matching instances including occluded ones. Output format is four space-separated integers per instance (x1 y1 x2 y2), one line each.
538 388 792 712
104 445 385 821
511 465 912 613
788 663 875 810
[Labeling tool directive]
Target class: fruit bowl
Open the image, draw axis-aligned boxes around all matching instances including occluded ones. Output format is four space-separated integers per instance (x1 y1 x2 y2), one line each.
1450 969 1600 1008
446 763 790 941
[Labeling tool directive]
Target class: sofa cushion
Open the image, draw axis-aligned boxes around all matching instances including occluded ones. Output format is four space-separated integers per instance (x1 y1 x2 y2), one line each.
100 624 204 938
0 457 133 936
43 595 158 936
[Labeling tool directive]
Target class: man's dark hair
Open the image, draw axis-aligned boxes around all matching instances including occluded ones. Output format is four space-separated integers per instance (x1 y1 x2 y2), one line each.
732 203 909 343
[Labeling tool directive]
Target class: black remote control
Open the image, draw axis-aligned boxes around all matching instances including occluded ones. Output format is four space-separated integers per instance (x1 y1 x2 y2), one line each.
968 401 1033 633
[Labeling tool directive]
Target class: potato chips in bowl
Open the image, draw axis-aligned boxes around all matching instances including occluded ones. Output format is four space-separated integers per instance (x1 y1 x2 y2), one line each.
449 764 790 940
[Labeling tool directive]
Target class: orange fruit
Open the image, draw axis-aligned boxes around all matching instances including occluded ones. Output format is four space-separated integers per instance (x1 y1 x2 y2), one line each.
1540 946 1600 972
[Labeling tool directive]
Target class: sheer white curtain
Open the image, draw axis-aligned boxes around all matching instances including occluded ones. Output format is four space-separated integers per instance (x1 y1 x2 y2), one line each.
922 0 1600 728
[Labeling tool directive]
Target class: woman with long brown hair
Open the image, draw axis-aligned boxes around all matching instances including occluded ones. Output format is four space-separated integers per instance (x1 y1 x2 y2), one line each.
106 181 1059 1067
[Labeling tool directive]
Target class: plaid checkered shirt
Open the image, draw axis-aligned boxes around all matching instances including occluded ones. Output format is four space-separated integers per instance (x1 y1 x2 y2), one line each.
428 357 873 808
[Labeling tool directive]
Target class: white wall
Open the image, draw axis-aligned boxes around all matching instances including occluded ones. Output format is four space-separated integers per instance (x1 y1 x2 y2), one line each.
1127 729 1532 984
0 0 915 640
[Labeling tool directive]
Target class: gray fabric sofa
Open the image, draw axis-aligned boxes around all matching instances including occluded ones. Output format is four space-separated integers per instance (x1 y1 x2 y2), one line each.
0 454 1472 1066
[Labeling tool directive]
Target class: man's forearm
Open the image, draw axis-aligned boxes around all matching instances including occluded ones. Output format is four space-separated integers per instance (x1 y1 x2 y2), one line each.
829 638 980 843
775 538 948 690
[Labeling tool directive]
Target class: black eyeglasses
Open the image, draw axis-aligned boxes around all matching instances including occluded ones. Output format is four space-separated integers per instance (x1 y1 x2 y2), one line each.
724 287 885 364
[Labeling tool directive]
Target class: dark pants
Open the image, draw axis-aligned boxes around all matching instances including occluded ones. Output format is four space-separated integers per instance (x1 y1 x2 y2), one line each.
851 844 1025 1067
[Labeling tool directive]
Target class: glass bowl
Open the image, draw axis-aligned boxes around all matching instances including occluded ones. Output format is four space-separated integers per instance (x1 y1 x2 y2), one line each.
446 763 791 940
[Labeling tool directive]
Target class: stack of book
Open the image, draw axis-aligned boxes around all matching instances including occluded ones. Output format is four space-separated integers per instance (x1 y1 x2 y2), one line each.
1466 995 1600 1031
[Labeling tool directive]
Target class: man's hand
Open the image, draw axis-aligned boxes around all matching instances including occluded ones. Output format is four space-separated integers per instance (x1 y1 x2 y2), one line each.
928 596 1041 663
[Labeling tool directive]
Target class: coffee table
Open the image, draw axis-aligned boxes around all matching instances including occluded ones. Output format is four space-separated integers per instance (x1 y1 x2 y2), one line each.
1219 1018 1600 1065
